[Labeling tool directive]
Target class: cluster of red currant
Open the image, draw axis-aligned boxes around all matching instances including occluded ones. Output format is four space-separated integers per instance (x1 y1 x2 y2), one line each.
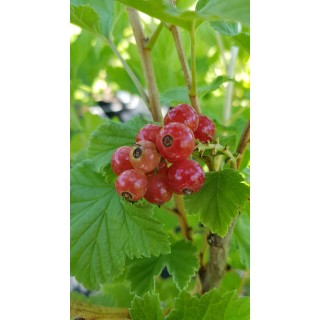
111 104 216 206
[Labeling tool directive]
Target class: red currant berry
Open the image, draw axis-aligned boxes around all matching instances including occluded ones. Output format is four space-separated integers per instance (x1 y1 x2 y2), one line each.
164 104 199 131
115 169 148 201
156 123 195 163
130 140 161 173
111 146 134 175
144 174 173 205
194 115 216 143
135 124 162 144
168 159 205 195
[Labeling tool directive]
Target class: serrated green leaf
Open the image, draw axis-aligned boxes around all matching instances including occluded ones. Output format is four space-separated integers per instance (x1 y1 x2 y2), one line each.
88 116 150 172
233 33 250 53
130 292 163 320
233 214 250 269
127 240 199 295
209 21 250 53
196 0 250 27
166 289 249 320
70 161 170 289
127 256 163 296
165 240 199 290
71 4 102 35
185 169 249 236
210 20 240 36
71 0 115 37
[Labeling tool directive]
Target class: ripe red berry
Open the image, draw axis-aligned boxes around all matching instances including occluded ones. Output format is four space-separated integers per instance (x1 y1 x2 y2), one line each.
115 169 148 201
164 104 199 132
168 159 205 195
194 115 216 143
135 124 162 144
156 122 195 163
144 174 173 205
111 146 134 175
130 140 161 173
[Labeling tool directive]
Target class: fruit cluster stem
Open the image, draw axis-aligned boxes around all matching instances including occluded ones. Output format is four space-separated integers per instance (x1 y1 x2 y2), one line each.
196 140 238 170
173 194 192 241
126 8 163 123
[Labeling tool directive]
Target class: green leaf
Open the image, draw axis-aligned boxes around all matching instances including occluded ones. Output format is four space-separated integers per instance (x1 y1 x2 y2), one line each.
210 20 240 36
233 33 250 53
127 240 199 295
88 116 150 172
116 0 197 30
233 214 250 269
70 0 115 37
209 21 250 53
160 76 231 105
199 76 233 97
166 289 249 320
70 161 170 289
224 296 250 320
185 169 249 237
70 4 102 35
196 0 250 27
130 292 163 320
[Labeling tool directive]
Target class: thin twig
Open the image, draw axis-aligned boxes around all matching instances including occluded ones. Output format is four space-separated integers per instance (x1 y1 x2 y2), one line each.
173 194 192 241
169 25 201 113
145 22 163 50
104 37 149 106
126 8 163 123
236 120 250 168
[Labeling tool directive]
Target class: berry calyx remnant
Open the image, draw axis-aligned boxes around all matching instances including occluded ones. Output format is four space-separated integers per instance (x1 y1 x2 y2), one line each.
130 140 161 173
156 122 195 163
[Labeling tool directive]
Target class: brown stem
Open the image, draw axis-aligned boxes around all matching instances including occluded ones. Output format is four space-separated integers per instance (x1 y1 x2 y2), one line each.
70 301 130 320
173 194 192 241
200 220 236 292
126 8 163 123
170 25 201 113
200 121 250 292
236 120 250 168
